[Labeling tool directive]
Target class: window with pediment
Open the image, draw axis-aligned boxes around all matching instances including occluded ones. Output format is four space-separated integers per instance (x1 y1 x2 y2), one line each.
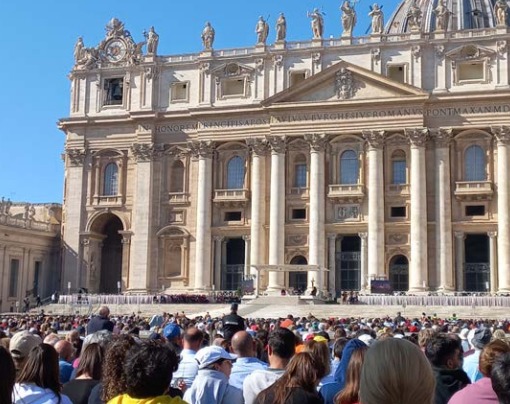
103 163 118 196
464 145 486 181
170 160 185 193
158 227 190 284
391 150 407 184
226 156 245 189
91 150 126 206
446 45 495 85
212 63 254 99
340 150 359 184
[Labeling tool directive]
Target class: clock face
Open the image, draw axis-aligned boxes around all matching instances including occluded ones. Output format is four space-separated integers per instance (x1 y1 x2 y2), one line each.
105 39 127 62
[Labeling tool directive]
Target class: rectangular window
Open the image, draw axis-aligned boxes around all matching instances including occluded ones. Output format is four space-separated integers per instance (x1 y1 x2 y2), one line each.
170 82 189 102
103 78 124 106
34 261 41 296
294 164 307 187
466 205 485 216
392 160 407 184
387 65 406 83
225 211 242 222
221 78 245 97
292 209 307 220
289 71 307 87
9 259 19 297
458 62 484 81
391 206 406 217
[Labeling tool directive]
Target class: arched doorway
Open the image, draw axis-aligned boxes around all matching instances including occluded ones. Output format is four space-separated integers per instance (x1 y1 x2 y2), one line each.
89 214 124 294
389 255 409 292
289 255 307 294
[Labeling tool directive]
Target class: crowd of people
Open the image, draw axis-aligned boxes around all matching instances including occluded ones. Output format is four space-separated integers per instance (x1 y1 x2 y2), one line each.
2 305 510 404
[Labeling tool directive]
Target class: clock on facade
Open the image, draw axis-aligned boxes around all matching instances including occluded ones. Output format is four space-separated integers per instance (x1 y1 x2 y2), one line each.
105 39 127 62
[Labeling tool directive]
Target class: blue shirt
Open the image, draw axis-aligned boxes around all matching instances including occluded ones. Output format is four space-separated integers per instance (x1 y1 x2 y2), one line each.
463 349 482 383
229 357 268 390
59 360 73 383
172 349 199 388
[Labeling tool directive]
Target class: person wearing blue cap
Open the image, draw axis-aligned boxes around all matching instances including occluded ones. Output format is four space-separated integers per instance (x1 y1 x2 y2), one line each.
163 323 183 355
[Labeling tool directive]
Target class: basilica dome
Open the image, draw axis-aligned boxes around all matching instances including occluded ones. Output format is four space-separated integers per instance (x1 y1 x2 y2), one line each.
385 0 506 33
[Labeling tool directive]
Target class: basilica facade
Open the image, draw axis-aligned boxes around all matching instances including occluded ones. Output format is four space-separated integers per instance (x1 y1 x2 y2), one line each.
59 0 510 296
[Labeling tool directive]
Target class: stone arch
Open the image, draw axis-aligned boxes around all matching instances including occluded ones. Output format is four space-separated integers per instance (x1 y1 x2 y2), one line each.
389 254 409 292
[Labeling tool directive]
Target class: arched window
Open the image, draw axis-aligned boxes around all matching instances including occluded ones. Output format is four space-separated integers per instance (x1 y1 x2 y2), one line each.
103 163 118 196
170 160 185 193
340 150 359 184
294 154 307 188
465 145 486 181
391 150 407 185
226 156 245 189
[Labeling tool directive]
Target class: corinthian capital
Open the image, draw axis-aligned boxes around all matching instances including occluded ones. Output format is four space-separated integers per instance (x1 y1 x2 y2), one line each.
246 138 268 156
405 127 429 147
187 140 214 158
362 130 385 149
130 143 162 162
304 133 329 152
265 135 287 154
491 126 510 144
65 148 87 166
431 127 453 148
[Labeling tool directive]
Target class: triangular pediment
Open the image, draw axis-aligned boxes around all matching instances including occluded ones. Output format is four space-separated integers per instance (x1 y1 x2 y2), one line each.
445 44 496 61
261 60 428 107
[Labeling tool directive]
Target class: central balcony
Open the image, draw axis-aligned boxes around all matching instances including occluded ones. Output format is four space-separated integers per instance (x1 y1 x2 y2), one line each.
213 189 249 206
454 181 493 201
386 184 410 197
327 184 365 203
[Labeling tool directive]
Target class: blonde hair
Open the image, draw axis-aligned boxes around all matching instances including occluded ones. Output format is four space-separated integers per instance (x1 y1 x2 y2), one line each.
359 338 435 404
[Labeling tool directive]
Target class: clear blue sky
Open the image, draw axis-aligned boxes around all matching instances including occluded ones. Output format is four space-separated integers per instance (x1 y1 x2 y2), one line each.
0 0 395 203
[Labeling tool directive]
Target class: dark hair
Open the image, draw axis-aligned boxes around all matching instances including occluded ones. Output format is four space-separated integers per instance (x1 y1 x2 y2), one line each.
183 328 204 345
335 346 368 404
102 335 137 402
333 338 349 360
425 334 461 367
268 328 296 360
124 341 179 398
76 343 103 380
0 346 15 404
17 344 61 402
491 352 510 404
257 352 323 404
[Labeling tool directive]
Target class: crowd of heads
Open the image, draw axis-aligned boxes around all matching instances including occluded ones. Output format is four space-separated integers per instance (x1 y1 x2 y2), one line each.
1 306 510 404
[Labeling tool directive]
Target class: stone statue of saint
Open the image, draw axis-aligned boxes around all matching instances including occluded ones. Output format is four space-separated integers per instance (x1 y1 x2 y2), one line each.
495 0 508 26
24 204 30 220
29 205 36 220
5 198 12 215
201 22 215 50
308 8 324 39
407 0 422 32
74 37 85 63
434 0 451 31
255 16 269 44
369 4 384 34
341 0 357 36
144 26 159 55
276 13 287 41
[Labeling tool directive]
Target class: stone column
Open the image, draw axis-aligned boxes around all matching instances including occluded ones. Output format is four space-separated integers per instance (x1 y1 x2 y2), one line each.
327 234 336 297
243 235 251 277
305 134 328 292
406 128 429 292
266 136 286 292
213 236 224 291
454 232 465 291
489 231 498 293
492 126 510 292
359 232 368 291
118 231 132 290
189 141 214 291
362 130 385 280
432 128 454 291
128 143 158 292
247 138 267 283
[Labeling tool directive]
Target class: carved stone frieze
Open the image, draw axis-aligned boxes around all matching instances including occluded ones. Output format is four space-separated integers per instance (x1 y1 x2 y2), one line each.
335 68 359 100
255 58 265 72
405 127 429 147
265 136 287 154
199 62 211 75
144 66 159 82
130 143 163 161
371 48 381 64
497 41 507 57
286 234 308 246
246 138 268 155
187 140 214 159
335 204 360 221
435 45 445 58
492 126 510 144
431 128 453 147
411 45 421 60
304 133 328 152
273 54 284 68
312 52 322 65
362 130 385 149
66 148 87 166
388 233 409 244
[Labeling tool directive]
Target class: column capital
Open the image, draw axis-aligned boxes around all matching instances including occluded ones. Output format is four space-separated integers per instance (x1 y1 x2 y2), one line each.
265 135 287 154
491 126 510 144
430 127 453 147
405 127 429 147
358 232 368 240
488 231 498 238
213 235 225 242
131 143 164 162
187 140 214 159
327 233 337 241
242 235 251 241
246 138 268 155
304 133 328 152
454 231 465 240
362 130 385 149
65 148 87 166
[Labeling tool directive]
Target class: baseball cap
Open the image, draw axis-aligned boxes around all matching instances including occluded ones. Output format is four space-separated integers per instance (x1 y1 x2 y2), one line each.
9 331 41 359
195 346 237 369
163 324 181 340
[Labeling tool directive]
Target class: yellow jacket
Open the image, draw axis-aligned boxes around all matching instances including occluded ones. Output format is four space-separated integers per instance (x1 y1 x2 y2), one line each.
108 394 188 404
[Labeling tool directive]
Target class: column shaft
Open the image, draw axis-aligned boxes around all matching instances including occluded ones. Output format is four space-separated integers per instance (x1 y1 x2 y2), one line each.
495 132 510 291
327 235 336 297
359 232 368 291
455 232 465 291
489 232 498 293
213 236 223 291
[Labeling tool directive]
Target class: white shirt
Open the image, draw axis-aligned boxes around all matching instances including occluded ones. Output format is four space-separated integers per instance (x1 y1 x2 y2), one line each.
242 368 285 404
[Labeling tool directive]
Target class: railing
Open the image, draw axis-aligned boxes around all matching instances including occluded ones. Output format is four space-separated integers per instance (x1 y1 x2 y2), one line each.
95 195 122 205
213 189 249 201
454 181 493 199
168 192 189 204
387 184 410 195
328 184 365 199
0 214 58 232
465 263 490 272
288 187 309 196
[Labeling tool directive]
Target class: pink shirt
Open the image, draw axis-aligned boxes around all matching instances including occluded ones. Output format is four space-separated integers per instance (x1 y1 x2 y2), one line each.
448 377 498 404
